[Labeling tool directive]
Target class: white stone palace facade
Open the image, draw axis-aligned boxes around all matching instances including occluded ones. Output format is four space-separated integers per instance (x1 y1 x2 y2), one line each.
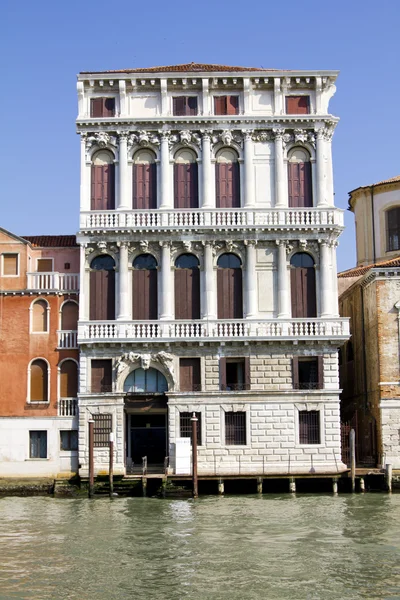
76 63 349 477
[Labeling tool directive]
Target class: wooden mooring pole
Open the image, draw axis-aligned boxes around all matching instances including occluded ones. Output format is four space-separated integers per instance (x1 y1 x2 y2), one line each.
386 463 393 493
350 428 356 493
88 419 94 499
191 413 198 498
109 432 114 498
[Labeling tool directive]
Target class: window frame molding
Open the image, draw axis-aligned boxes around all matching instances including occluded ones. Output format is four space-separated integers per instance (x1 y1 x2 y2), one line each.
29 298 50 334
36 257 54 272
294 403 325 447
28 429 48 460
59 429 79 453
220 405 250 447
27 357 51 404
171 94 199 116
1 252 20 277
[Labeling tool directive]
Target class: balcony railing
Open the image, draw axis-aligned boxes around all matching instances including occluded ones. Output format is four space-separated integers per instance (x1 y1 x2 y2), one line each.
78 318 350 344
80 208 344 232
27 272 79 292
58 398 78 417
57 330 78 349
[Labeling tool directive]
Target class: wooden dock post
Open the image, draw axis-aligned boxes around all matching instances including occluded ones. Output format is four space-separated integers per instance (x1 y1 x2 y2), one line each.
142 477 147 497
360 477 365 492
257 477 263 495
386 463 393 492
191 413 198 499
332 477 338 495
88 419 94 499
109 432 114 498
289 477 296 493
350 428 356 493
218 478 224 495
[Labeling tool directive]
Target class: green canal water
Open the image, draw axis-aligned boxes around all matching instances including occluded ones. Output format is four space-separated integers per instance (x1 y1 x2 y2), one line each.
1 494 400 599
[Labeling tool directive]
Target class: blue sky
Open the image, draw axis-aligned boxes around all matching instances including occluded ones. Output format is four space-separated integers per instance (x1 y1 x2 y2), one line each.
1 0 399 271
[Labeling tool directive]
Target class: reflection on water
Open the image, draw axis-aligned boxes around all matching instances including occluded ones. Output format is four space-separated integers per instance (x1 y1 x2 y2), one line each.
1 495 400 599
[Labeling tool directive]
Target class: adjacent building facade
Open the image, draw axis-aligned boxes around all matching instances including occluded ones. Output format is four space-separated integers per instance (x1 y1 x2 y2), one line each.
76 63 349 478
0 230 79 476
339 175 400 467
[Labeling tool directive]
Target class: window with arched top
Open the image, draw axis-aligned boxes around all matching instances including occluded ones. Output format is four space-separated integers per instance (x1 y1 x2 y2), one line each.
32 300 48 333
61 301 78 330
288 148 312 208
89 255 115 320
132 150 157 209
175 254 200 319
387 208 400 252
123 367 168 393
217 253 243 319
174 149 199 208
91 150 115 210
132 254 158 320
215 149 240 208
30 359 49 402
59 360 78 398
290 253 316 318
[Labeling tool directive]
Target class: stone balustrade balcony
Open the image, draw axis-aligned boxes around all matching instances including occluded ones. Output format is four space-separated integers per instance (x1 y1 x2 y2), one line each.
78 317 350 345
79 207 344 234
57 330 78 349
27 272 80 293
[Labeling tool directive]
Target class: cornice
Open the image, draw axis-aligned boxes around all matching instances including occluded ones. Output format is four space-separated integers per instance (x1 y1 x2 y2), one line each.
78 70 339 81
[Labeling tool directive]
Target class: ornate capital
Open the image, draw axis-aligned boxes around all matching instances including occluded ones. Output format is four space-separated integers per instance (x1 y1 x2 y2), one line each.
117 241 130 250
272 127 285 140
159 241 171 249
117 131 129 143
244 239 257 248
242 129 254 142
201 129 213 142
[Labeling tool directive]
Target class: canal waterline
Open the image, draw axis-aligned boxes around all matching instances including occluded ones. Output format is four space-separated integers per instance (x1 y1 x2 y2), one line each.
1 495 400 599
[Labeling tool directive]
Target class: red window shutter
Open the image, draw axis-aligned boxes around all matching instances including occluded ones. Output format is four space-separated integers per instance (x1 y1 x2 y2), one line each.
227 95 239 115
91 360 112 393
286 96 310 115
90 98 103 118
173 97 186 116
91 165 115 210
216 163 228 208
288 162 312 208
91 165 102 210
174 163 185 208
217 269 229 318
217 268 242 319
219 358 227 390
132 269 157 320
175 268 200 319
292 357 299 387
90 270 115 320
290 268 302 318
317 356 324 389
288 163 299 208
180 358 201 391
214 96 226 115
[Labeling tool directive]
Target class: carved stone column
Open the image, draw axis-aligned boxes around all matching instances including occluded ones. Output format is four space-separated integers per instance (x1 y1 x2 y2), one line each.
245 240 257 318
316 128 327 206
319 240 331 316
330 241 339 316
160 133 172 209
243 131 255 208
201 131 214 208
277 240 290 318
117 242 130 320
203 242 216 319
118 133 129 210
273 129 287 208
160 242 173 320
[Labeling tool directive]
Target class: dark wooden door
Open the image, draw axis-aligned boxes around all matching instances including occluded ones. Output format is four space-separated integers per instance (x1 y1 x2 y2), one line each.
91 164 115 210
290 267 316 317
288 162 312 207
174 163 199 208
175 268 200 319
217 268 243 318
90 270 115 320
132 269 158 320
216 163 240 208
132 163 157 209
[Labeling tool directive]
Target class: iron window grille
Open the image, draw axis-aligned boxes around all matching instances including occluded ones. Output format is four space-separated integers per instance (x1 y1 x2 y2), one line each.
299 410 321 444
179 412 202 445
225 411 246 445
93 414 112 448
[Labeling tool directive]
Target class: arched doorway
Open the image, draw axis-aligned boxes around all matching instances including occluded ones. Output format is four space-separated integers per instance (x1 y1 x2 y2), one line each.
124 367 168 467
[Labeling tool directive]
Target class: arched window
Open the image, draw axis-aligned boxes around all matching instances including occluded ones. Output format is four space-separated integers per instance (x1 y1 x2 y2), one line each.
387 207 400 252
59 360 78 398
175 254 200 319
61 301 78 330
290 253 316 318
132 150 157 209
215 149 240 208
91 150 115 210
174 149 199 208
32 300 48 333
89 255 115 320
288 148 312 208
217 253 243 319
132 254 158 320
30 359 49 402
123 367 168 393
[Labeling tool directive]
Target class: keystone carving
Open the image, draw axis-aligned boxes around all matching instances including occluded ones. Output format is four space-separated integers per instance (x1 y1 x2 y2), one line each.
116 351 175 380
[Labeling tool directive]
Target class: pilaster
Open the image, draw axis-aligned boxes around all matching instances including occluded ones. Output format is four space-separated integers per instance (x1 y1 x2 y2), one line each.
160 241 173 320
117 242 130 320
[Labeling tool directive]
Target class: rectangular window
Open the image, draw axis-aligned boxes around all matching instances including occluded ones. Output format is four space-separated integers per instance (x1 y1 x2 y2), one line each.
60 430 78 451
179 412 202 445
293 357 323 390
172 96 198 116
285 95 310 114
225 411 246 445
299 410 320 444
91 359 112 393
37 258 53 272
387 208 400 252
179 358 201 391
214 95 239 115
90 97 116 118
93 414 112 448
2 254 18 276
29 431 47 458
220 358 250 391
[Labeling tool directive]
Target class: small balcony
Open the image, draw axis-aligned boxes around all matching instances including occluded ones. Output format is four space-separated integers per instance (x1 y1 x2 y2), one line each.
58 398 78 417
78 318 350 345
27 272 79 293
79 207 344 234
57 330 78 349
